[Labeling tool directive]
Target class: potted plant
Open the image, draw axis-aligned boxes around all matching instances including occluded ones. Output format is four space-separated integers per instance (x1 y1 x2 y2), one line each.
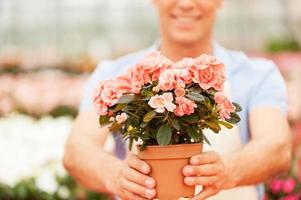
94 52 241 199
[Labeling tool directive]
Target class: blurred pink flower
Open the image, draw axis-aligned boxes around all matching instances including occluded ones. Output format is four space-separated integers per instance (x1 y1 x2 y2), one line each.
176 57 195 69
158 68 192 91
214 92 236 120
148 93 176 113
94 80 122 115
269 179 284 194
187 54 225 91
174 86 185 97
282 178 296 194
174 97 197 117
116 113 128 124
116 67 143 94
136 51 174 84
0 74 87 116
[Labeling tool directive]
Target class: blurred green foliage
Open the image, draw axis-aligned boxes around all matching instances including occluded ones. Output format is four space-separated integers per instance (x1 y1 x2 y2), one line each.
266 39 301 52
0 175 109 200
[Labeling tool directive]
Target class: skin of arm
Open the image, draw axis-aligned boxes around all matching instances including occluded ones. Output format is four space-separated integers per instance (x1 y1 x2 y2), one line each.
183 107 292 200
63 111 156 200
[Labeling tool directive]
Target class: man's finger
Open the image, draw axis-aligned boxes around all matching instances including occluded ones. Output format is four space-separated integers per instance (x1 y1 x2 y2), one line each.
123 167 156 189
121 190 149 200
191 187 218 200
127 154 150 174
184 176 219 186
183 164 219 176
190 151 220 165
120 178 156 199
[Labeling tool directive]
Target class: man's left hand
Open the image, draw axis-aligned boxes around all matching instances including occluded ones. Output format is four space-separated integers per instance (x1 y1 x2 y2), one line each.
183 151 235 200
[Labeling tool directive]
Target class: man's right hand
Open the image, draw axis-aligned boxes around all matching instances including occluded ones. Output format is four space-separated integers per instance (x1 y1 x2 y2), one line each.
111 154 156 200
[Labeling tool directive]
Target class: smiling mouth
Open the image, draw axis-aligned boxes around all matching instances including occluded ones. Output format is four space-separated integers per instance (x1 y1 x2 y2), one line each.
171 14 202 24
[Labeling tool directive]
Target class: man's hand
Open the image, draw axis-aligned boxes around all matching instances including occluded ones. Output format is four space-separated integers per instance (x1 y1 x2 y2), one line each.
183 151 235 200
112 154 156 200
63 112 156 199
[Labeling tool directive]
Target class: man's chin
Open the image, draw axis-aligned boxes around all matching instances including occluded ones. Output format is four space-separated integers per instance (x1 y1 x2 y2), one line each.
171 35 203 46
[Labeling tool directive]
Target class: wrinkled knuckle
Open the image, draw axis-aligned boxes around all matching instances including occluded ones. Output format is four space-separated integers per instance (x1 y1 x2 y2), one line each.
212 183 220 191
208 177 215 185
215 165 223 173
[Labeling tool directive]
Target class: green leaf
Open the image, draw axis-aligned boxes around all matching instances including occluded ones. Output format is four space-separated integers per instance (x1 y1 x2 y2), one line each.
204 97 213 110
113 104 127 112
99 115 110 125
205 121 221 133
189 87 203 94
233 103 242 112
226 113 241 124
156 123 172 146
186 92 205 102
171 118 181 131
117 95 135 104
129 138 134 151
180 114 200 123
109 122 122 132
202 132 212 146
143 110 157 122
187 126 201 142
140 122 148 128
217 120 233 129
141 90 154 97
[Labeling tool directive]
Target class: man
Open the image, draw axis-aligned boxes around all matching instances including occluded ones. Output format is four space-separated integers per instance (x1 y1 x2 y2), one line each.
63 0 292 199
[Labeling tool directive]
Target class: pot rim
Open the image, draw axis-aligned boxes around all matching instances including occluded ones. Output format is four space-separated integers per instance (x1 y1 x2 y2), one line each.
137 143 203 160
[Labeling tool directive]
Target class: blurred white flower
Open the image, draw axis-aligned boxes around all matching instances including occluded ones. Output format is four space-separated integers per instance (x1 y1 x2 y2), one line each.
58 186 70 199
36 169 58 194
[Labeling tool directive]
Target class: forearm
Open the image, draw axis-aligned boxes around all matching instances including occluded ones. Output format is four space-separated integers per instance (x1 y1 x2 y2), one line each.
63 112 123 194
64 135 123 194
223 136 291 188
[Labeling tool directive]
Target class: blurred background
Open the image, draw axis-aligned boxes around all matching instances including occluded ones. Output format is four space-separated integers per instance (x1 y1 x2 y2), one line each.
0 0 301 199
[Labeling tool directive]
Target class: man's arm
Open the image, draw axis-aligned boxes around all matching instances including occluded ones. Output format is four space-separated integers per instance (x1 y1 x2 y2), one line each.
183 107 292 200
225 107 292 185
63 111 156 200
63 111 121 193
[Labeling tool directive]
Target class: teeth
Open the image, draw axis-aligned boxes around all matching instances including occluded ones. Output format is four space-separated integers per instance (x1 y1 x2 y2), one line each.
176 17 195 23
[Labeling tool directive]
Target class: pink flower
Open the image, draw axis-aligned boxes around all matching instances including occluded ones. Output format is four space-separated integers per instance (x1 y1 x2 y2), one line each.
158 68 192 91
148 93 176 113
94 80 122 115
186 54 225 91
116 113 128 124
175 86 185 97
282 178 296 194
136 51 174 84
174 97 197 117
214 92 236 120
269 179 284 194
116 67 144 94
176 57 195 69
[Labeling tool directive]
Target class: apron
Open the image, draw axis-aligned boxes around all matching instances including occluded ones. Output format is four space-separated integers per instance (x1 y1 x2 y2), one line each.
197 81 258 200
107 81 258 200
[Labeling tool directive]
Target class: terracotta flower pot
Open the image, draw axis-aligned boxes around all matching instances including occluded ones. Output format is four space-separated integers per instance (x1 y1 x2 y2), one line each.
138 143 203 200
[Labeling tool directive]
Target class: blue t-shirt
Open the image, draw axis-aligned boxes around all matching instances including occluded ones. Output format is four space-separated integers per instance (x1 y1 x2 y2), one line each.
79 42 287 199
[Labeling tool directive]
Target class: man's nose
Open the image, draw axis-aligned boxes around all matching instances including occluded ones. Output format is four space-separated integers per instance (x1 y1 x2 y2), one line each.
177 0 196 11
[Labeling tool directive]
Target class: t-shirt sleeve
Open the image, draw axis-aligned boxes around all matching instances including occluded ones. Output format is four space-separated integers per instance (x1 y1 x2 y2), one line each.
79 61 112 112
248 61 287 114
